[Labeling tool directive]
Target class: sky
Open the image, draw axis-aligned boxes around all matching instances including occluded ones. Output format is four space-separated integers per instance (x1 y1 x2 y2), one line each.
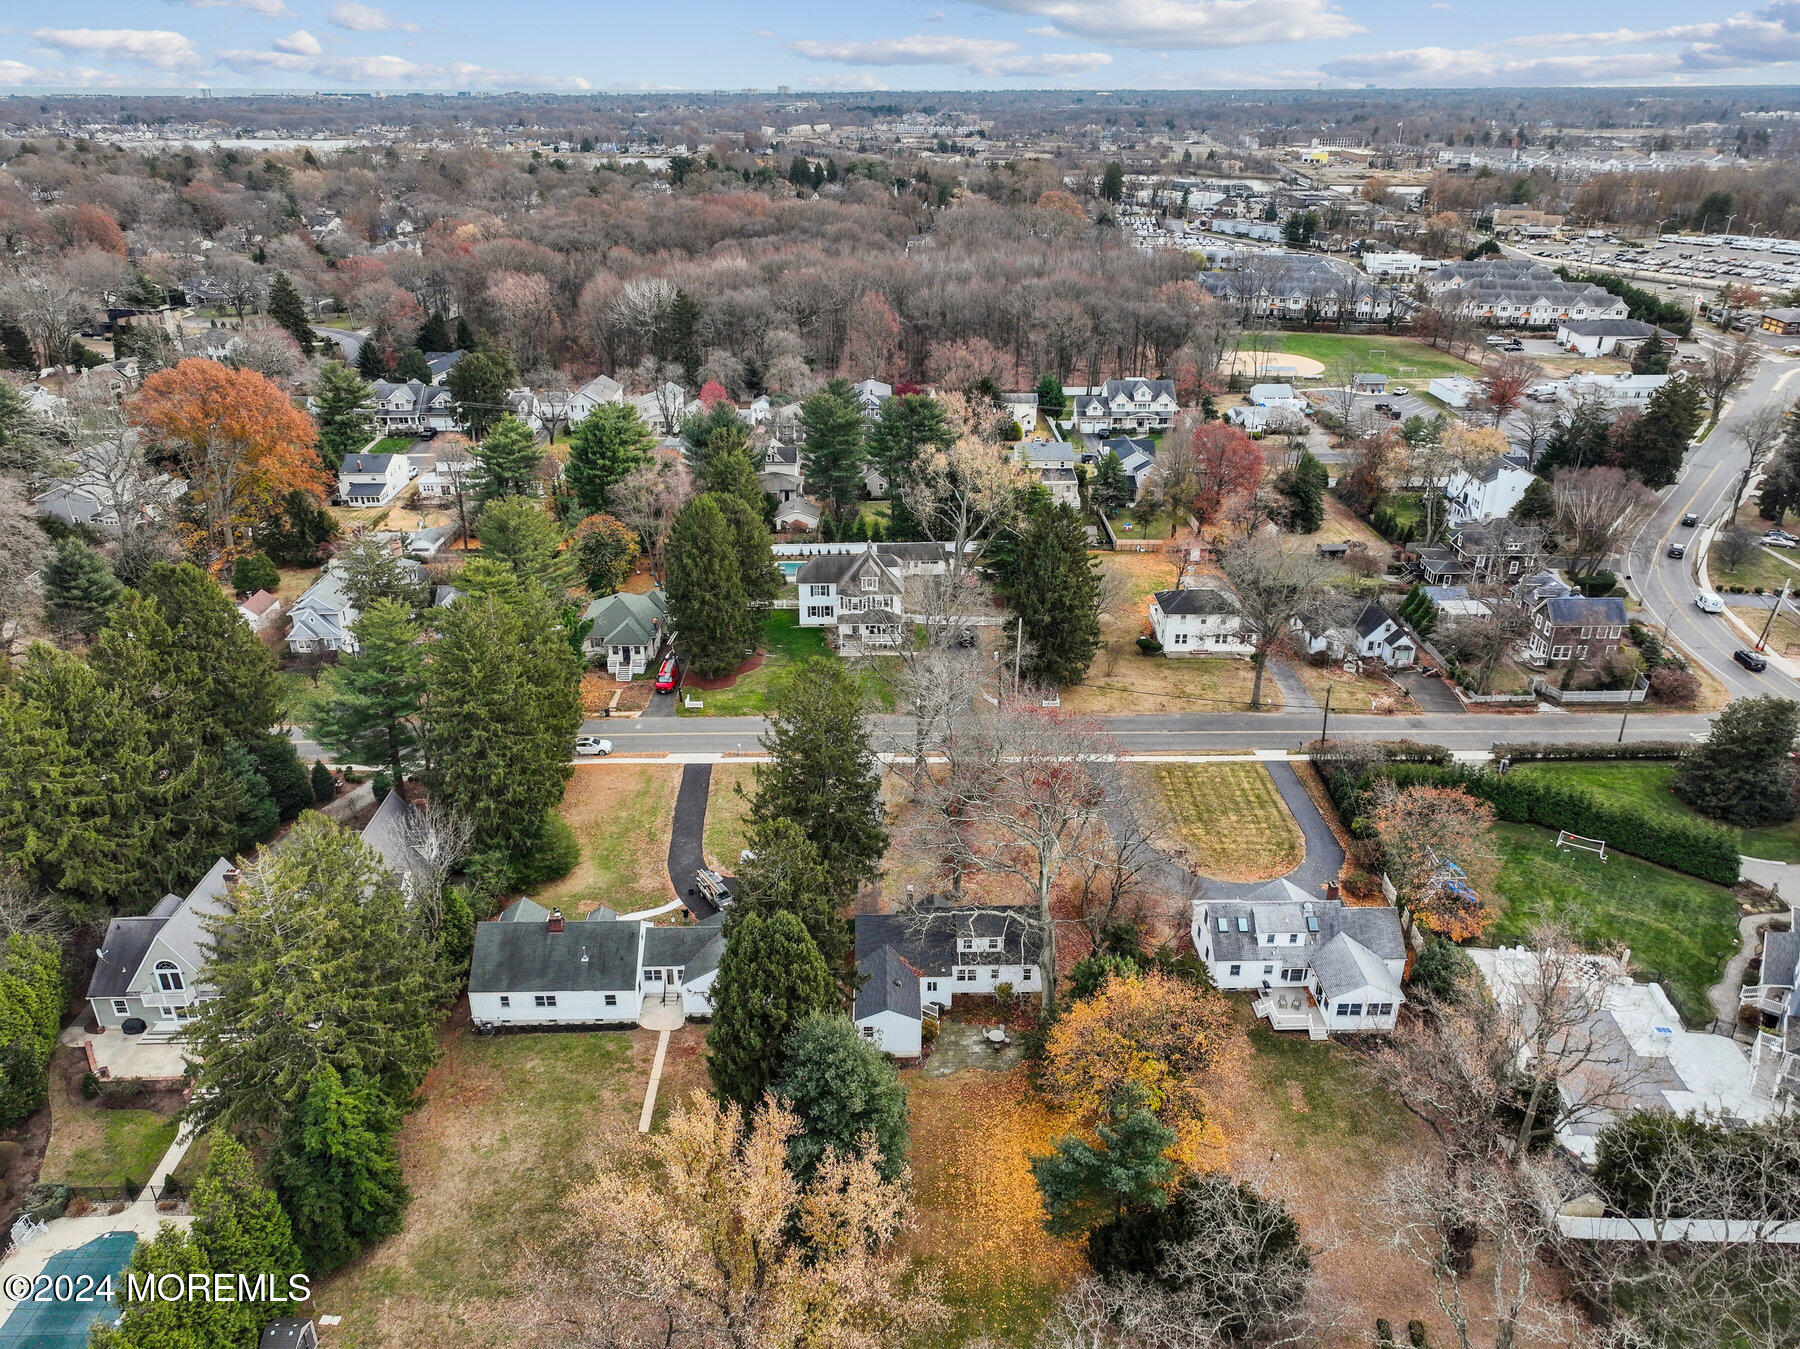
3 0 1800 94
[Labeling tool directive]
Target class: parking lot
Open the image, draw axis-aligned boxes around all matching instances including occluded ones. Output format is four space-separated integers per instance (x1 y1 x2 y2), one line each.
1513 234 1800 321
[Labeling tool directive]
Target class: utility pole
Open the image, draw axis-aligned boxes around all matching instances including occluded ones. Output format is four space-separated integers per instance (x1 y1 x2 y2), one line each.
1319 682 1333 743
1617 697 1631 744
1013 615 1023 699
1755 580 1791 652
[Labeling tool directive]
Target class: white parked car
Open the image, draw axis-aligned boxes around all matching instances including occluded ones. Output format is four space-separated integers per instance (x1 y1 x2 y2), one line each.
1763 533 1798 549
574 736 613 757
1695 592 1725 614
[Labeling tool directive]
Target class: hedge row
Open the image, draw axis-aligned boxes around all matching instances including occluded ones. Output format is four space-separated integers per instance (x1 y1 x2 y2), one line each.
1376 764 1741 886
1491 741 1692 763
1306 738 1454 765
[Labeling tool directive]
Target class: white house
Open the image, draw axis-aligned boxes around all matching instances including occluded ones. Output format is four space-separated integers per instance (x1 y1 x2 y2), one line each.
1072 378 1180 436
1002 391 1039 436
236 590 282 632
31 431 186 536
1555 318 1671 358
1443 453 1538 526
567 374 625 423
336 451 410 507
1092 436 1156 500
1247 383 1298 406
1150 587 1253 655
1193 880 1406 1039
1362 250 1422 277
853 904 1044 1057
1560 371 1671 408
759 443 804 504
285 554 423 656
795 544 905 652
368 379 454 431
581 588 669 680
1426 376 1482 409
851 379 894 417
1294 601 1417 668
1038 465 1081 508
85 857 237 1039
1740 929 1800 1108
468 900 724 1028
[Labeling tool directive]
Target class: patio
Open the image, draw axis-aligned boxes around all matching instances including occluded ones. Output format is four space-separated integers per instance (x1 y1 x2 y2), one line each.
61 1026 190 1083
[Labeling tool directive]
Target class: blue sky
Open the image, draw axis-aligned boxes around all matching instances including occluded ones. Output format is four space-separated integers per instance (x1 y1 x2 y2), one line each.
3 0 1799 92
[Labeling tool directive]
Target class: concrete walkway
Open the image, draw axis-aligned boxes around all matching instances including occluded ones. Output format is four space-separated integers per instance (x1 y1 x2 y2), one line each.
1706 861 1798 1030
635 999 684 1134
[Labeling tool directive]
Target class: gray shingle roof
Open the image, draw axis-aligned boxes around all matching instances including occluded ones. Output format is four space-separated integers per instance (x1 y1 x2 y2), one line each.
643 922 726 979
796 545 903 592
469 911 640 993
854 904 1042 973
1154 587 1241 617
582 589 668 649
340 453 399 475
856 944 923 1020
1543 595 1627 627
1763 931 1800 989
1312 932 1403 1003
1201 884 1405 968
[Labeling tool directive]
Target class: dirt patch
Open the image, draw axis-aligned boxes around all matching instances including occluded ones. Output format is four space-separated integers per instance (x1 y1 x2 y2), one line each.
682 652 766 691
1221 350 1327 379
533 763 681 916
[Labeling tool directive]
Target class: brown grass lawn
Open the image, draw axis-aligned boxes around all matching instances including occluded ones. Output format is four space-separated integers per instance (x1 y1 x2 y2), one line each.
1063 652 1280 715
1097 549 1185 607
532 763 680 916
702 763 758 871
1137 763 1304 881
38 1048 181 1191
1275 493 1391 558
311 1015 709 1347
1289 660 1415 715
902 1069 1088 1347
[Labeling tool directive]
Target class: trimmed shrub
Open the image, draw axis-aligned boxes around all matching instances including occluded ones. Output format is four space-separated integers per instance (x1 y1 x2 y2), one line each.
1579 570 1617 597
1491 741 1691 763
1136 635 1163 654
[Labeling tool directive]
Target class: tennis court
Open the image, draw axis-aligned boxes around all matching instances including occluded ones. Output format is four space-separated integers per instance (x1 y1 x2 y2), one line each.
0 1231 135 1347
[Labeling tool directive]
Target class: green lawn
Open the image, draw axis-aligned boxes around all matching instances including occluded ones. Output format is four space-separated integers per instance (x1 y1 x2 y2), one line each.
277 668 332 734
1713 544 1799 594
1269 333 1481 381
685 610 895 716
1512 761 1800 862
46 1109 180 1191
371 435 415 457
1488 822 1742 1026
1244 1022 1408 1159
1106 508 1173 541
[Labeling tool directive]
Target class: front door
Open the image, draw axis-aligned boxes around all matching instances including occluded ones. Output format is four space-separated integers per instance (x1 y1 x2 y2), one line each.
662 968 681 1001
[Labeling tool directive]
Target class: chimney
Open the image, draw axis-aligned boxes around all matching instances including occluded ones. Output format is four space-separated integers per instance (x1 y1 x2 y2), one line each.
224 868 241 882
1325 882 1341 904
548 909 564 934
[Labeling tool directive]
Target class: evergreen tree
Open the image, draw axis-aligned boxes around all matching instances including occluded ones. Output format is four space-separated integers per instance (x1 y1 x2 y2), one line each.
1012 503 1103 686
139 562 282 745
865 393 955 492
666 495 749 679
653 288 703 381
472 415 542 501
265 270 315 355
314 600 424 789
334 534 427 615
231 551 280 595
311 360 376 471
475 495 573 596
223 739 279 851
714 493 782 637
1100 161 1125 203
453 316 477 351
1030 1089 1177 1236
1675 695 1800 826
311 760 337 804
699 447 764 512
1511 475 1556 524
424 589 581 867
188 812 442 1133
1618 377 1705 488
271 1064 410 1272
1090 450 1132 515
1631 330 1670 375
1276 451 1327 533
775 1012 909 1182
566 403 655 515
0 934 62 1128
264 488 336 566
751 657 887 892
415 309 451 353
41 536 122 632
91 1226 221 1349
571 513 640 595
248 731 311 821
355 338 387 381
1035 373 1068 419
706 910 835 1111
189 1133 305 1339
447 348 518 438
800 379 868 522
393 346 432 383
725 817 850 967
681 400 750 465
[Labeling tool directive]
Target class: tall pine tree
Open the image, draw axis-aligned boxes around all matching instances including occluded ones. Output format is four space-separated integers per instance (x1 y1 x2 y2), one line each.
265 270 315 355
714 493 782 643
313 599 424 789
751 657 887 892
472 415 542 501
724 817 850 968
566 403 655 516
140 562 282 746
189 1133 305 1339
271 1064 410 1271
800 379 868 522
706 910 835 1111
865 393 955 494
41 536 122 632
447 347 517 437
312 359 376 471
394 346 432 383
666 495 749 679
1012 503 1103 687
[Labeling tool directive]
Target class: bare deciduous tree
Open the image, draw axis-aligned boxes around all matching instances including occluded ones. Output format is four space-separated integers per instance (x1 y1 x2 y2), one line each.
1217 537 1356 710
1733 402 1789 511
1696 334 1762 421
1553 466 1657 577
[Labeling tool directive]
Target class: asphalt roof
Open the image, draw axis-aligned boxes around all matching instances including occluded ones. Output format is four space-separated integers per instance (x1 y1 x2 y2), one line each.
1154 587 1241 617
1543 595 1628 627
854 904 1042 973
856 943 923 1020
469 911 640 993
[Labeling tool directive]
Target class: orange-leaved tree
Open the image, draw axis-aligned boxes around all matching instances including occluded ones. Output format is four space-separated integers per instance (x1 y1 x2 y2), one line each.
1039 969 1239 1170
1369 782 1499 943
129 358 327 559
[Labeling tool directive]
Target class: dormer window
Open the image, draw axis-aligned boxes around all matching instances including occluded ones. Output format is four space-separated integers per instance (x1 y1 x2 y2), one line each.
861 573 878 591
155 961 184 992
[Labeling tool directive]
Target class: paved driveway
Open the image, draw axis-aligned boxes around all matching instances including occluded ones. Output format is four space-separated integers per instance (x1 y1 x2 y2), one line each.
668 764 723 918
1392 667 1466 714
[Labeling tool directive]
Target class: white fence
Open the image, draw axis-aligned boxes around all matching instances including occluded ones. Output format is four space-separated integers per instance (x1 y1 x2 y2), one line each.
1557 1214 1800 1244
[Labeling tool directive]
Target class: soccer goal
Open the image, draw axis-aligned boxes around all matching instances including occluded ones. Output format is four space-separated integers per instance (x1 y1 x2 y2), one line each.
1556 830 1608 861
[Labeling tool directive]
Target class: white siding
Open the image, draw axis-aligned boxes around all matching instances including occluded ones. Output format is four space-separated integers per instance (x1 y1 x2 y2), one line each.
469 988 637 1027
856 1010 923 1057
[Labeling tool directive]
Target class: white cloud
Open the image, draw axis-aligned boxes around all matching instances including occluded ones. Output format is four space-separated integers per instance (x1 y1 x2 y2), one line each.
1025 25 1061 35
1429 3 1453 10
326 2 420 33
215 46 588 87
1498 3 1800 70
1318 44 1685 83
944 0 1361 49
791 33 1109 76
0 59 171 86
924 9 948 21
31 27 205 71
170 0 292 16
272 29 323 56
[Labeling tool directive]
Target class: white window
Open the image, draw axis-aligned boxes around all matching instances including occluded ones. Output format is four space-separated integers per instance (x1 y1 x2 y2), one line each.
925 980 938 993
1266 934 1277 945
1551 645 1572 660
989 968 1000 980
955 967 974 982
960 938 974 951
1263 965 1274 975
534 994 557 1008
805 606 832 619
112 999 130 1017
1172 632 1189 646
860 1025 877 1040
985 937 1000 951
1288 933 1299 944
499 996 510 1008
808 584 829 597
1018 970 1032 983
155 961 183 993
861 574 878 591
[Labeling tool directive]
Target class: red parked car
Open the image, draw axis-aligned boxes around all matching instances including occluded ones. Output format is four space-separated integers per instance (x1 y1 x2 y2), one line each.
654 655 679 694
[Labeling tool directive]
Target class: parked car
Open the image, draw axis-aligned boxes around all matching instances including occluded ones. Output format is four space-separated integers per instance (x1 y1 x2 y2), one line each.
1389 385 1409 396
1734 648 1770 672
654 655 679 693
1695 592 1725 613
1502 342 1525 352
1372 401 1392 412
1681 512 1699 526
1667 543 1686 558
1485 335 1508 346
574 736 612 756
1764 533 1798 549
417 426 438 441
